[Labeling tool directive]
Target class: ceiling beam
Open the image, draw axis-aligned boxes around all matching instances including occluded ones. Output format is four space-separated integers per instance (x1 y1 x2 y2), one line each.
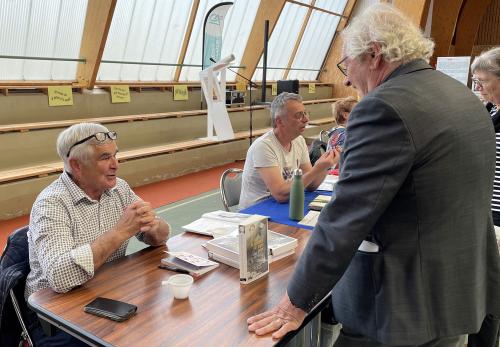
173 0 200 82
235 0 286 83
317 0 356 98
285 0 347 18
391 0 431 28
76 0 116 89
429 0 464 65
454 0 491 56
283 0 315 80
319 0 431 98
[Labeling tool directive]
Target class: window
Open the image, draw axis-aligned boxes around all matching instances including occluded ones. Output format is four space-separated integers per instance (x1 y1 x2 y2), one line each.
0 0 88 80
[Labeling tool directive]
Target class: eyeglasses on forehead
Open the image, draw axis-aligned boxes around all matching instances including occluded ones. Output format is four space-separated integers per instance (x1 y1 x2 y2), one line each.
66 131 117 157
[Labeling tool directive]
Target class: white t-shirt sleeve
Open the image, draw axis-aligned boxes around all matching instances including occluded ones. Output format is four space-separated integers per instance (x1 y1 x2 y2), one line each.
253 141 279 168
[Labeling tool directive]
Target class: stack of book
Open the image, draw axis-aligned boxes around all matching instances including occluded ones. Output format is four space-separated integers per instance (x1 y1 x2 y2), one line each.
308 195 331 211
205 228 298 269
183 211 298 284
161 251 219 278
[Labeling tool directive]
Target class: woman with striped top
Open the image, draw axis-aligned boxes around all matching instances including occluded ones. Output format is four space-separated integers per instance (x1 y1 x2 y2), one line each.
472 47 500 225
470 46 500 347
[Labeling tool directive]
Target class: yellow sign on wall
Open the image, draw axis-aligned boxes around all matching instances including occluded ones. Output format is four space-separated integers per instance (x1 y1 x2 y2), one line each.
236 81 247 92
308 83 316 94
174 85 189 101
48 86 73 106
271 83 277 96
111 85 131 103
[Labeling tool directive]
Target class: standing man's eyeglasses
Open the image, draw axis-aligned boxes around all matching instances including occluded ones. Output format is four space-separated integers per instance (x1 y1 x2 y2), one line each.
66 131 118 157
337 56 348 76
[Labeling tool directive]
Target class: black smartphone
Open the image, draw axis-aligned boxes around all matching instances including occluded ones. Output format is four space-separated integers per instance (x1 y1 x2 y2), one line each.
83 297 137 322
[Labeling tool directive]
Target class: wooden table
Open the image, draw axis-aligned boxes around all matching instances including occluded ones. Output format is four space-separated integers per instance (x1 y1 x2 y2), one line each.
28 223 317 347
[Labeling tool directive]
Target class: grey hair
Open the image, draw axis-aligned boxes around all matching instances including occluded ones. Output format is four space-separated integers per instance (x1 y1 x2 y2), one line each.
57 123 111 173
270 92 303 128
342 3 434 64
471 47 500 78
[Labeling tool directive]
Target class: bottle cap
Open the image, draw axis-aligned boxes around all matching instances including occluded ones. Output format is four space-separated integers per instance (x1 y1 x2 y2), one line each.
293 168 302 176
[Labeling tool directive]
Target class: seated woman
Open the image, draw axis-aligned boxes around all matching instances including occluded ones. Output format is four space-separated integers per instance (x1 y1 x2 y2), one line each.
327 96 357 152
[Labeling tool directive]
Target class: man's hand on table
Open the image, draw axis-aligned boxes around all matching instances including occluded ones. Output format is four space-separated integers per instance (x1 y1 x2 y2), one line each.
247 292 306 339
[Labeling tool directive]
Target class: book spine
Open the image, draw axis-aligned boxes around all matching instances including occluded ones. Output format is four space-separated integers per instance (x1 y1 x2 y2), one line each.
238 224 247 282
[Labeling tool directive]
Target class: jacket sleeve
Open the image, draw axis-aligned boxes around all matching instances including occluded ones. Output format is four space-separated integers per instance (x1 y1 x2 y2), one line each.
287 96 416 311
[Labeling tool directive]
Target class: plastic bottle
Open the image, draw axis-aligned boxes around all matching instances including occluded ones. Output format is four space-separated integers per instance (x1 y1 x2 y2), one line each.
289 168 304 221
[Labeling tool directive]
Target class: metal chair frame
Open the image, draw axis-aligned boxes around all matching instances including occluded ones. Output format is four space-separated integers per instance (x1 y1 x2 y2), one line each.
319 129 330 144
1 226 33 347
220 168 243 211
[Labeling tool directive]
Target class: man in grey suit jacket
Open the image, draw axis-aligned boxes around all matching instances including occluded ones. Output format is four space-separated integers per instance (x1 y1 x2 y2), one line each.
247 4 500 346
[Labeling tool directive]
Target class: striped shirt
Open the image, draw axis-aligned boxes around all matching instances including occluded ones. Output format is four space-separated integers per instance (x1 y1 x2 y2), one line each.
490 105 500 212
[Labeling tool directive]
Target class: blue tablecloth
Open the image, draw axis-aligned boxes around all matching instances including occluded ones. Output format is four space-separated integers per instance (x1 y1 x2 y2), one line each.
240 190 329 230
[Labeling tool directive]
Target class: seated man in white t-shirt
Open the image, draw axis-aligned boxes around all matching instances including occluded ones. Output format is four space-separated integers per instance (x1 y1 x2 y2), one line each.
239 92 339 209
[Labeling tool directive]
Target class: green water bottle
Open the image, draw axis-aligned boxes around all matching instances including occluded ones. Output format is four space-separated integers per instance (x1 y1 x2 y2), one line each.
289 168 304 221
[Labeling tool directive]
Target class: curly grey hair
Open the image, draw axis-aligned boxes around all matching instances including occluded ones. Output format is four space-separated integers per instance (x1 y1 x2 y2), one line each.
57 123 112 173
471 47 500 77
270 92 303 128
341 3 434 64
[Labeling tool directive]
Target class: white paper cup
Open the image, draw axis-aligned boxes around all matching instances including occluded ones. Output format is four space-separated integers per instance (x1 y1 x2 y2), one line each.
164 274 193 299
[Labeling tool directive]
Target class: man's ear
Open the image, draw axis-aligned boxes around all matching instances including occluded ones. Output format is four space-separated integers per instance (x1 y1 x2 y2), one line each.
275 114 284 127
369 43 383 69
69 158 82 176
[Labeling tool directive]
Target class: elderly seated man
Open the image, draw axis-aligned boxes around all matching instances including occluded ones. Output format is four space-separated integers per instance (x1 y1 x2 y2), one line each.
24 122 170 346
239 92 338 209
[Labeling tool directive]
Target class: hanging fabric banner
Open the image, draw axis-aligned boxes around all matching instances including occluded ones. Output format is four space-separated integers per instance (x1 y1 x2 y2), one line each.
202 2 233 70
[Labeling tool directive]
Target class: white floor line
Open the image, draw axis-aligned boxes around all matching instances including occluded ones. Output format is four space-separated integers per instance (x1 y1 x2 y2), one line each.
156 191 220 214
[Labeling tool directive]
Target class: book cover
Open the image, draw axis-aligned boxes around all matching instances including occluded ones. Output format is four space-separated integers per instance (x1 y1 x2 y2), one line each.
239 215 269 284
161 251 219 277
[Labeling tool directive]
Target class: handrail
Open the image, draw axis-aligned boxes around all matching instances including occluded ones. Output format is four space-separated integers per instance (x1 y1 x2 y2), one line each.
0 98 337 134
0 128 272 184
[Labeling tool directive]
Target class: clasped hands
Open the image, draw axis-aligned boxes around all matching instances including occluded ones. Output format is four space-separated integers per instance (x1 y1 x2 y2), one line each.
118 200 159 237
247 292 306 340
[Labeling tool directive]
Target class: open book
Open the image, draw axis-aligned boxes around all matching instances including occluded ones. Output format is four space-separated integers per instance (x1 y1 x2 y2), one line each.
205 229 298 269
161 251 219 277
182 210 252 237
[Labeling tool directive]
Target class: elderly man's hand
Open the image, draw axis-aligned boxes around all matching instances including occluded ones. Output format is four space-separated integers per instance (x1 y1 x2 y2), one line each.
116 200 155 237
247 292 306 340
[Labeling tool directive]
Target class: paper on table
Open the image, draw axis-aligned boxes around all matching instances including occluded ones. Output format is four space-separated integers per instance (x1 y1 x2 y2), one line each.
298 210 320 227
317 175 339 191
317 182 333 191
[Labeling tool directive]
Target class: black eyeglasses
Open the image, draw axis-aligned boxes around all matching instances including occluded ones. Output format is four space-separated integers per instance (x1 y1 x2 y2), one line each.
337 56 348 76
66 131 117 157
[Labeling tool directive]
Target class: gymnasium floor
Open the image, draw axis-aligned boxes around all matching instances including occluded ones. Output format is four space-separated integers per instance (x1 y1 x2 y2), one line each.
0 161 244 251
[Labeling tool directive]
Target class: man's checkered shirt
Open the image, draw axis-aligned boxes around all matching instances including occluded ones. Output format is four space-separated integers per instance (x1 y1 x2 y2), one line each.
25 172 143 299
